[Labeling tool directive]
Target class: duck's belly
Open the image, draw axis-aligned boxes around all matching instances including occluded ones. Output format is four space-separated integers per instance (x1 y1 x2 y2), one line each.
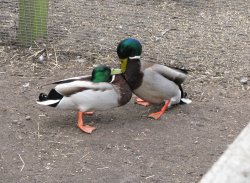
57 89 119 112
133 71 181 104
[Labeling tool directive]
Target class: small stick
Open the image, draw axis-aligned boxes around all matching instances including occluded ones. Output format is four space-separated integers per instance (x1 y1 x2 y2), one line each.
18 154 25 172
45 47 50 60
61 153 76 155
10 54 18 61
145 175 155 179
27 48 46 59
80 152 90 160
34 41 41 49
53 45 58 66
97 167 109 170
37 122 40 138
48 141 67 145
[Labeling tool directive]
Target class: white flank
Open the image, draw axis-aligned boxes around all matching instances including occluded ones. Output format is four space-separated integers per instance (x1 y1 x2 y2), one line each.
36 100 60 106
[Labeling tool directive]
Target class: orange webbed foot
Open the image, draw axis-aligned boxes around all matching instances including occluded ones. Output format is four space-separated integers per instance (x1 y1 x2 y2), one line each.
148 111 165 120
148 99 171 120
78 124 96 134
135 97 150 106
78 111 96 134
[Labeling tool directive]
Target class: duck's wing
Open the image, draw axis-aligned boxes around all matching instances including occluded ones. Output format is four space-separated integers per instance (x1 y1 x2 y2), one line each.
151 64 187 85
168 66 189 74
55 80 114 97
39 75 92 88
51 75 92 84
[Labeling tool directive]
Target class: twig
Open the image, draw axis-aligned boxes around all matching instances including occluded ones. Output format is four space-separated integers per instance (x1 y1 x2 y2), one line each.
34 41 41 49
48 141 67 144
62 153 77 155
53 45 58 66
10 54 18 61
145 175 155 179
37 122 40 138
27 48 46 60
45 47 50 60
80 152 90 160
18 154 25 172
97 167 109 170
38 114 46 117
61 153 76 157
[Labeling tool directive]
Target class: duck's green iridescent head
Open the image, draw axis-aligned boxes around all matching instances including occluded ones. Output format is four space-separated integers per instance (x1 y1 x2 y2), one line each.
117 38 142 73
92 65 112 83
117 38 142 59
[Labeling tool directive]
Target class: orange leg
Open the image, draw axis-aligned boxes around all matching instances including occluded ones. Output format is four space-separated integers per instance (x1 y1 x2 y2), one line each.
77 112 96 134
135 97 150 107
148 99 171 120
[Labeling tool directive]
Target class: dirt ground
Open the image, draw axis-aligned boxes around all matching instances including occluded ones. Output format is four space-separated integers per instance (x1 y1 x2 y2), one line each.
0 0 250 182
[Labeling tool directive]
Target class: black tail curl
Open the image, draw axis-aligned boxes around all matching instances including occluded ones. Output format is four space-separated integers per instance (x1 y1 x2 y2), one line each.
178 84 188 105
38 89 63 101
39 93 48 101
37 89 63 107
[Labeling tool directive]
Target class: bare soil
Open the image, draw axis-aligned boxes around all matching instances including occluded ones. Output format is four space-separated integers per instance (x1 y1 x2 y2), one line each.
0 0 249 182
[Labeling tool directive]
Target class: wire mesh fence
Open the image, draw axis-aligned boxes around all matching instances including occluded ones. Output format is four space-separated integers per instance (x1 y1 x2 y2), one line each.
1 0 64 47
17 0 49 46
1 0 18 45
1 0 200 56
1 0 153 47
1 0 179 66
1 0 146 67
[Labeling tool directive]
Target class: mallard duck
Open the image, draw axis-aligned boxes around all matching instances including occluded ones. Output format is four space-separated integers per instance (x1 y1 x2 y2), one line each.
37 65 132 133
117 38 191 119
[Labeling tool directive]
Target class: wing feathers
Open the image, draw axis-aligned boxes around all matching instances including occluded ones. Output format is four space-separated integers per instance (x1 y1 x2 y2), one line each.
55 81 114 96
151 64 187 85
51 75 92 85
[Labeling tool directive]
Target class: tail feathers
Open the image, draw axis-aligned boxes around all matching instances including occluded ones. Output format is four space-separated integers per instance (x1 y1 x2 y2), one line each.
37 89 63 107
39 93 48 101
169 66 190 74
178 85 192 105
180 98 192 104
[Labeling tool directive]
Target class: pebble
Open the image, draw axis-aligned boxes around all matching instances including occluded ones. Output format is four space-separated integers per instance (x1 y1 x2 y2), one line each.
12 120 18 124
22 83 30 88
240 77 248 85
25 116 31 120
106 144 112 149
124 160 132 164
17 135 23 140
196 123 205 127
38 55 45 63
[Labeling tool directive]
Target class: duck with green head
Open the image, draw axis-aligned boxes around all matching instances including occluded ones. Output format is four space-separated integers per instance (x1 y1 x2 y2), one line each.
37 65 132 133
117 38 191 119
